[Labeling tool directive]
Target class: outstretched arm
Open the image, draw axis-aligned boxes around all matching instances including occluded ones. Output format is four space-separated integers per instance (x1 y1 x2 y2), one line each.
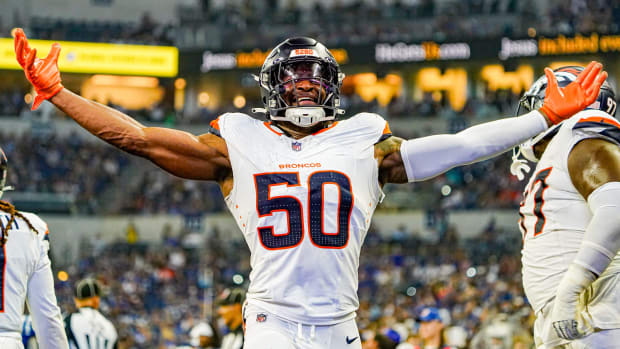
550 138 620 340
378 61 607 183
14 29 230 182
50 90 231 181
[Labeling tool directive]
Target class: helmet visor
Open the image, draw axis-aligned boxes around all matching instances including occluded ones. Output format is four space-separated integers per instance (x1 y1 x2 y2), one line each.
278 61 332 86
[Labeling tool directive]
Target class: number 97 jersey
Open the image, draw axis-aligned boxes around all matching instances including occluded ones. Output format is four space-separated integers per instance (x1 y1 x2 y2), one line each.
519 109 620 315
213 112 390 325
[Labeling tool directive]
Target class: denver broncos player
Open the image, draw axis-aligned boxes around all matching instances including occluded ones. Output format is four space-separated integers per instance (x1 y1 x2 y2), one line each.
512 66 620 348
0 148 68 349
14 29 607 348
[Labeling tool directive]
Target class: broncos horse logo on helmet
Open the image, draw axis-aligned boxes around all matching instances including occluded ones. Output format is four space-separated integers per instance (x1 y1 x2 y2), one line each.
510 66 617 178
255 37 345 127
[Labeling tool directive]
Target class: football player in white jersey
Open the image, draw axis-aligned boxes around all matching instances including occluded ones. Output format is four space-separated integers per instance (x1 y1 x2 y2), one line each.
512 66 620 348
0 148 68 349
14 29 608 349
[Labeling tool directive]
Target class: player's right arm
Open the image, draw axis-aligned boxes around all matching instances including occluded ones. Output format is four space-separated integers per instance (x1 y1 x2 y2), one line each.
14 29 231 182
51 89 231 181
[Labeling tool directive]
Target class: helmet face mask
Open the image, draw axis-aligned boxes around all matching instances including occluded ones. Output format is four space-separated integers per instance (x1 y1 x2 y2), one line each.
258 37 345 128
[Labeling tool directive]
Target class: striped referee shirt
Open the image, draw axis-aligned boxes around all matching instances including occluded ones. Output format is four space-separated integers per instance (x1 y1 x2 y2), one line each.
65 307 118 349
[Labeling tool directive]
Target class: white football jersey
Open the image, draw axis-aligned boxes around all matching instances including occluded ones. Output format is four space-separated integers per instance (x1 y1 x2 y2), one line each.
519 109 620 314
214 112 389 325
65 307 118 349
0 210 67 348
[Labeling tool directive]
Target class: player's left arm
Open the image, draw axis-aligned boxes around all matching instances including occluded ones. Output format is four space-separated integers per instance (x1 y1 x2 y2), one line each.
27 238 70 349
550 138 620 340
378 61 608 184
377 111 549 183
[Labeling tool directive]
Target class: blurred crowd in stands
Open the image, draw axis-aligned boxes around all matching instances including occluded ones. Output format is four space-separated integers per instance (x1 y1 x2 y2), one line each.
0 130 129 214
2 0 618 49
52 218 533 348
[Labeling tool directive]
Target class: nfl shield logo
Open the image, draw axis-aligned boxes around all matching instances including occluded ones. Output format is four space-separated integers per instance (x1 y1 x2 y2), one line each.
292 141 302 151
256 313 267 322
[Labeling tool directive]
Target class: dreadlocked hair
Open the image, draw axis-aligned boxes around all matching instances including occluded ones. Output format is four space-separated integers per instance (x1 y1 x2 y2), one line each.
0 200 40 246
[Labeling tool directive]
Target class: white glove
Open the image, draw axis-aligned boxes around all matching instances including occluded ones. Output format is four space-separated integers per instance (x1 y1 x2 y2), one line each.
551 264 597 340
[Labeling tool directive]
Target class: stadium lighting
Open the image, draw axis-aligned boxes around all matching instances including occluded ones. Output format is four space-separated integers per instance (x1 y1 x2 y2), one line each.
441 185 451 196
57 271 69 282
232 274 244 285
466 267 477 278
233 95 246 109
198 92 210 106
175 78 187 90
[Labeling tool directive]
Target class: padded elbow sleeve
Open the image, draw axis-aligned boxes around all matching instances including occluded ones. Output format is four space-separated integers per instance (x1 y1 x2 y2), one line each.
574 182 620 275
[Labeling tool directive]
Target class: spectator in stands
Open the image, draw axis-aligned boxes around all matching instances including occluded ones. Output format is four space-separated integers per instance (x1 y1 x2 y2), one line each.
417 307 456 349
216 288 245 349
363 332 397 349
189 322 216 349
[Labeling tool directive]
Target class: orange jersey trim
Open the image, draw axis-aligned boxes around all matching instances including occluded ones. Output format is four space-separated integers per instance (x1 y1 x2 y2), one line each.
210 116 223 131
577 116 620 129
382 122 392 135
263 122 283 136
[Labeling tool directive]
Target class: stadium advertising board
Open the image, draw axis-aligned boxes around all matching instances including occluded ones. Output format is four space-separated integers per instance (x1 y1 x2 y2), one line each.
375 41 471 62
499 33 620 60
182 33 620 74
0 39 178 77
200 48 349 72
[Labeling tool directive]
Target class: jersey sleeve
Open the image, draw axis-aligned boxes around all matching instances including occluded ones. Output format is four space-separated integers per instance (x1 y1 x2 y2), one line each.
19 212 49 243
347 112 392 144
208 115 224 138
21 213 68 349
27 250 68 349
376 119 392 143
572 114 620 146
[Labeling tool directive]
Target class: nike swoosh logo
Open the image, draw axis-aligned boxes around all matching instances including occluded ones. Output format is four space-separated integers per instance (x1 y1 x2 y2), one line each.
346 336 358 344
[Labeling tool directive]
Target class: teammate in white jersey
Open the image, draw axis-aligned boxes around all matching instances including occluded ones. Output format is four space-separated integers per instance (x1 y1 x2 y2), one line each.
14 30 608 348
0 148 68 349
512 66 620 348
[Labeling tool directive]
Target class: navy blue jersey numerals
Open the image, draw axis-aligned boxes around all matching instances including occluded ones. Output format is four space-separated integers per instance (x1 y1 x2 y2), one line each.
519 167 552 238
532 168 552 236
254 171 354 250
254 173 304 250
308 171 353 248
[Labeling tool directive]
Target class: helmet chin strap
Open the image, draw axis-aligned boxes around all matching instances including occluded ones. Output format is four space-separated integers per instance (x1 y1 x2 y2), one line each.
278 107 333 127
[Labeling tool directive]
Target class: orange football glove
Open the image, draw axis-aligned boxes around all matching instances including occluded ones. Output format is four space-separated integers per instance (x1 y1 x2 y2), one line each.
13 28 63 110
539 61 607 124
